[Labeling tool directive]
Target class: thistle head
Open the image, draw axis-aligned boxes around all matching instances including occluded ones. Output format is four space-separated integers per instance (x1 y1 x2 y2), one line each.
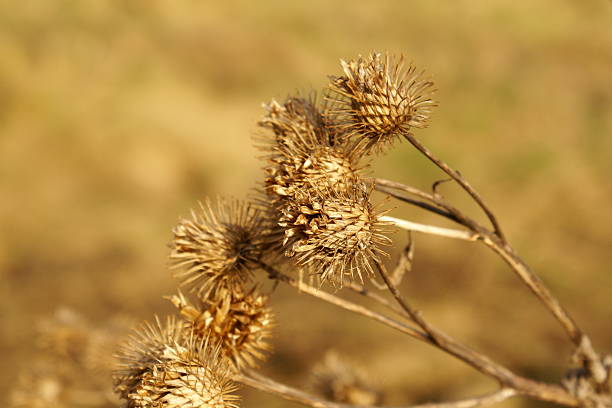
113 317 239 408
171 198 267 297
328 52 437 155
279 181 391 286
258 96 362 206
169 288 274 370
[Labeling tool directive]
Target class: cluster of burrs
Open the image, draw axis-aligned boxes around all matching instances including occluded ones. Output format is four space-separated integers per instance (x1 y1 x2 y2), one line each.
112 52 436 408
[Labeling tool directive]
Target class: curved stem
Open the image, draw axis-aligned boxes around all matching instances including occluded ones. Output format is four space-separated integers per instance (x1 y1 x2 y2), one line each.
343 279 410 318
402 133 505 242
258 262 427 341
373 260 578 407
381 215 479 241
235 370 518 408
373 178 483 233
480 235 583 347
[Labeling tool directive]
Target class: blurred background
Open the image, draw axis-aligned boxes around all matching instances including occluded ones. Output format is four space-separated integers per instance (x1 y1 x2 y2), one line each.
1 1 611 407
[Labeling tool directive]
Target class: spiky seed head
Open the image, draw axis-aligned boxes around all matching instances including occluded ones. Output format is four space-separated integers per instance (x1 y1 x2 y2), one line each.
265 147 359 204
113 316 187 401
258 97 362 207
171 197 267 297
127 344 239 408
169 288 274 370
113 317 239 408
279 181 391 286
327 52 437 155
259 97 330 146
311 350 382 406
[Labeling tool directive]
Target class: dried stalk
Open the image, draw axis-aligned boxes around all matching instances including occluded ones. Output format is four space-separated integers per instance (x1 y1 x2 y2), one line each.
378 197 584 348
257 262 427 341
235 370 518 408
380 216 478 242
401 133 505 242
260 261 579 407
372 260 579 406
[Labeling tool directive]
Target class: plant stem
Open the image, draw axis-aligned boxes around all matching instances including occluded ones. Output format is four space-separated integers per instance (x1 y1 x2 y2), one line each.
258 262 427 341
402 133 505 242
374 260 578 407
235 370 518 408
480 235 583 347
380 216 479 241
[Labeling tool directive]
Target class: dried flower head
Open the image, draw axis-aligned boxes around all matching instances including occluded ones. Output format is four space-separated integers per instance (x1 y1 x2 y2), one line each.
171 198 267 297
279 181 391 285
259 96 331 147
311 350 382 406
328 52 437 155
169 288 274 370
114 316 239 408
258 97 362 204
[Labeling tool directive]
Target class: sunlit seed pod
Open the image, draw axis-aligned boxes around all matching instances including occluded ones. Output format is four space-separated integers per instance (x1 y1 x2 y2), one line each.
257 96 363 204
168 288 274 370
127 344 239 408
279 181 392 286
258 95 334 149
311 350 382 406
114 317 239 408
327 52 437 156
170 197 268 297
113 316 187 401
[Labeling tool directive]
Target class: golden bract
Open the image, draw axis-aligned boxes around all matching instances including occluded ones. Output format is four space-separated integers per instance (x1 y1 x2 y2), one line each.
328 52 437 155
171 198 267 297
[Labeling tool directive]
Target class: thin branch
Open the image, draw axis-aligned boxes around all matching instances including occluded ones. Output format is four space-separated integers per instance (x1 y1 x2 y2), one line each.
401 133 505 242
342 279 409 318
381 216 479 242
258 262 427 341
261 261 577 406
372 178 482 233
235 370 518 408
480 234 583 347
373 259 579 407
373 184 460 223
374 183 586 350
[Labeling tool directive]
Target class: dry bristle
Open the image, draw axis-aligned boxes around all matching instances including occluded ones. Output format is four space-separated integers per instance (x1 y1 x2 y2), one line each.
327 52 437 156
170 197 267 297
311 350 382 406
113 316 187 401
258 95 334 149
169 288 274 370
279 181 392 286
258 96 362 204
265 146 359 204
114 317 239 408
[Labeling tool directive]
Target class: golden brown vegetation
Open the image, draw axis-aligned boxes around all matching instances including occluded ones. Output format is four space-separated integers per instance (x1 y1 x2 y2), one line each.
4 2 612 408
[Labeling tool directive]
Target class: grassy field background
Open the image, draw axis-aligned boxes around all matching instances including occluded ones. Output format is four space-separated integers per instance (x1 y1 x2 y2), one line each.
1 1 611 407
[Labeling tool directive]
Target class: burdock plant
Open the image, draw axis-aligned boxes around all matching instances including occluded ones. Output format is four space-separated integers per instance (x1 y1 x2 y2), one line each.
112 52 611 408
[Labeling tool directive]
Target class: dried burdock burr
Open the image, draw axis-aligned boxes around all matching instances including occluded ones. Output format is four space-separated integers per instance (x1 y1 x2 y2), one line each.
169 288 274 370
171 197 268 297
114 316 239 408
258 96 362 205
327 52 437 156
279 181 391 286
